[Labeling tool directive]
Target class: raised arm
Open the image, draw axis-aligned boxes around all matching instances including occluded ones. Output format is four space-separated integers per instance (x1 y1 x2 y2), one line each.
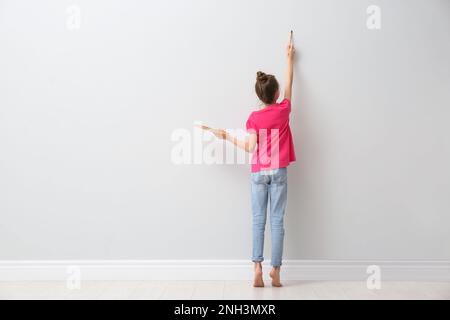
284 31 295 101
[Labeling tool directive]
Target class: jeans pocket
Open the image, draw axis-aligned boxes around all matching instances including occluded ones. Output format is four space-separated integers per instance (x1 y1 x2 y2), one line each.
272 168 287 184
251 172 267 184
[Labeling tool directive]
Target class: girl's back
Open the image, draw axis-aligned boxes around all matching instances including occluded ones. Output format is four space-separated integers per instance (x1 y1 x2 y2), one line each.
246 98 296 173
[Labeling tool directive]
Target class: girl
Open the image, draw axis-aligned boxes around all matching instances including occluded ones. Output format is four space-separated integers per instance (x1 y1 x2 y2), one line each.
201 32 296 287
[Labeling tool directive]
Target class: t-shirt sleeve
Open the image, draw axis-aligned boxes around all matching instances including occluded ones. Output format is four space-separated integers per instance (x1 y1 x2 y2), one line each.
246 116 257 134
279 98 291 112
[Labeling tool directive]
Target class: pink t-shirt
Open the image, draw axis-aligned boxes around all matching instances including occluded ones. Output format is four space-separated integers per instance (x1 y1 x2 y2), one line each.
246 98 296 173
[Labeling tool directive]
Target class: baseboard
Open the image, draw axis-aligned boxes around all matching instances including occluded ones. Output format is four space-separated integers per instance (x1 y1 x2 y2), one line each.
0 260 449 281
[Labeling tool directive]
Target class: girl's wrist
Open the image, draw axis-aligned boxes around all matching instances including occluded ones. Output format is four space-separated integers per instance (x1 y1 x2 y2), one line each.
227 133 236 145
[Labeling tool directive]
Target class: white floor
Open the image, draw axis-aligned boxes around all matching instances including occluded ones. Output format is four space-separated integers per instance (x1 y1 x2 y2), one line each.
0 280 449 300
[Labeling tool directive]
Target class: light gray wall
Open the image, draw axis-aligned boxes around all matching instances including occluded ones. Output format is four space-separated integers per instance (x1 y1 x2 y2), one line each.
0 0 449 260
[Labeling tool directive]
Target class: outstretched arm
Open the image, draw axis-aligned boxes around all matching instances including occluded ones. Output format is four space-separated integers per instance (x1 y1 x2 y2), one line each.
225 131 257 153
284 31 295 101
197 125 257 153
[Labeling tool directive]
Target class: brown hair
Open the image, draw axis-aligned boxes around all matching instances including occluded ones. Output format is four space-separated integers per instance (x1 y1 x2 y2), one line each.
255 71 279 105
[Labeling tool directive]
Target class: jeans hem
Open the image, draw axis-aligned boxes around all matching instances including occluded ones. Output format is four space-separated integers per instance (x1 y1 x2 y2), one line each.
271 262 282 267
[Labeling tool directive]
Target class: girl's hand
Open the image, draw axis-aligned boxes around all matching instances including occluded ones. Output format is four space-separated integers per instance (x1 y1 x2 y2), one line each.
287 43 295 60
210 128 227 140
287 31 295 61
196 124 227 140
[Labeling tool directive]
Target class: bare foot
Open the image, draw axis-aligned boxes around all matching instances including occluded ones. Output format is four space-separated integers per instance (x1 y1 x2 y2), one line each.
269 267 282 287
253 263 264 287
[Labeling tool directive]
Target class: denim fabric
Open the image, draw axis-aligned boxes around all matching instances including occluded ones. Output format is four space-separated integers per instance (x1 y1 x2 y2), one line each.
250 167 287 267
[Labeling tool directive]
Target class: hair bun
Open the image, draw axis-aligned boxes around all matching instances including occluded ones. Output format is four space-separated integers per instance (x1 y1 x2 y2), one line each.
256 71 268 82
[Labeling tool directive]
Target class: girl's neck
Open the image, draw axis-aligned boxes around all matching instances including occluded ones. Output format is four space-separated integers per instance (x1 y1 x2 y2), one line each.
260 100 276 109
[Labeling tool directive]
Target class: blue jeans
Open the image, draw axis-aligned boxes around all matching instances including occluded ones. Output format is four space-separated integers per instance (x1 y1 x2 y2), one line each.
250 167 287 267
